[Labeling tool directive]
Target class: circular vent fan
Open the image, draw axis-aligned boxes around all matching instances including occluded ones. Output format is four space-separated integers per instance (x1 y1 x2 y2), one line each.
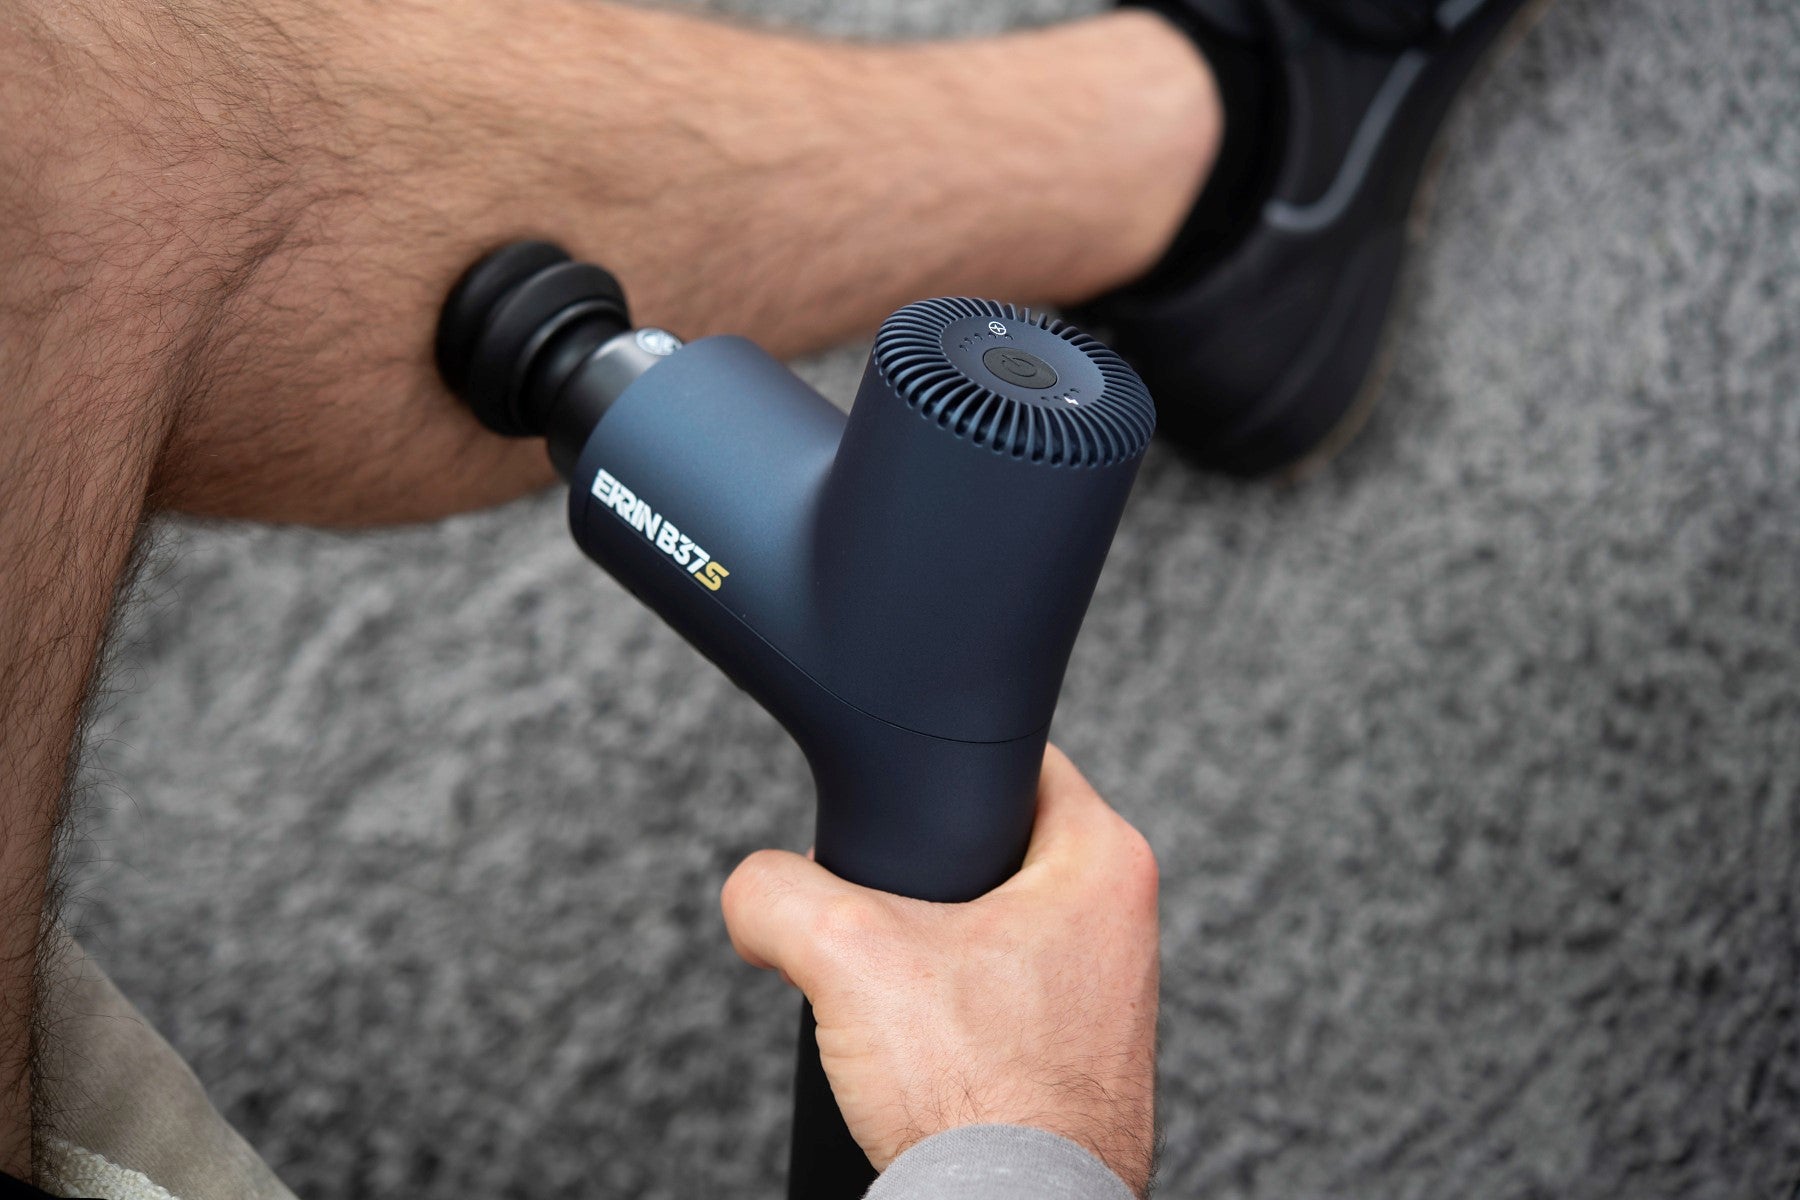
872 297 1155 468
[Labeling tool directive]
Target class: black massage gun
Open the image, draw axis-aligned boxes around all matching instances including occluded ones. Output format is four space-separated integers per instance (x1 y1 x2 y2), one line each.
436 242 1155 1200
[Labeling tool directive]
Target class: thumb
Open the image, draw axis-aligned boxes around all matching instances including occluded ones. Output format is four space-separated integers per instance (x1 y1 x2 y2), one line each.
721 848 859 978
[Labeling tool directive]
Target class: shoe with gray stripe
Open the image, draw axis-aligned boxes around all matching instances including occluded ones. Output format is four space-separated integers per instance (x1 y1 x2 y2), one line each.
1088 0 1545 477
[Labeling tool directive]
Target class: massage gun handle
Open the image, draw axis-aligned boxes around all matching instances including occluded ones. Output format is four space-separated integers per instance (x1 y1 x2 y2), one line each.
786 726 1048 1200
790 1007 870 1200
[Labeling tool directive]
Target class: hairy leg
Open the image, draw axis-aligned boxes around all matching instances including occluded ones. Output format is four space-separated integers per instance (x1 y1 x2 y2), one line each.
0 409 152 1180
0 127 179 1178
12 0 1215 526
0 0 1215 1176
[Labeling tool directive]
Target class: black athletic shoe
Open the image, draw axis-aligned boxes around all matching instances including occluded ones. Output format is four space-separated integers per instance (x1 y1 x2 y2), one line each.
1086 0 1544 477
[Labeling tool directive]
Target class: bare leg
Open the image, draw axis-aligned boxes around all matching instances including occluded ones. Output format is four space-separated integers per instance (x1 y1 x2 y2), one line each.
0 220 173 1177
10 0 1215 525
0 0 1215 1177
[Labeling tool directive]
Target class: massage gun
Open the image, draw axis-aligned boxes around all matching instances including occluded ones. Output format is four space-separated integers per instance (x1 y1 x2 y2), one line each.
436 242 1155 1200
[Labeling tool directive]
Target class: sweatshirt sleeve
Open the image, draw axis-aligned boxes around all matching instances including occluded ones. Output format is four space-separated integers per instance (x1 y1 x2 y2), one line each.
863 1124 1137 1200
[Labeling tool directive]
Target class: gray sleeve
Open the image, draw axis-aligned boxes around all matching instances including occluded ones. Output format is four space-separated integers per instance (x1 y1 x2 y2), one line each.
863 1124 1137 1200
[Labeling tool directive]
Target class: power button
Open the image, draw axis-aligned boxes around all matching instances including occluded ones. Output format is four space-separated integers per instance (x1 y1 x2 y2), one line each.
982 346 1059 391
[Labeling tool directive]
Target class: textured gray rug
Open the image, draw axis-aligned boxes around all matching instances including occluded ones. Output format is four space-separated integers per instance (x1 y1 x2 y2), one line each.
70 0 1800 1197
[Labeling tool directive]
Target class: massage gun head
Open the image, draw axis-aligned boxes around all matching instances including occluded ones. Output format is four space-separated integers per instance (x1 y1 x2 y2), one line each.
437 241 668 474
869 297 1155 467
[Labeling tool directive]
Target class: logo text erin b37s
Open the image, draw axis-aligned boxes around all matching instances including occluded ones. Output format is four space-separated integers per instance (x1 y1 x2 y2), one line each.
591 469 730 592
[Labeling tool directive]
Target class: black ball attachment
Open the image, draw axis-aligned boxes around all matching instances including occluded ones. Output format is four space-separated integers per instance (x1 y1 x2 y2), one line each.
435 241 631 439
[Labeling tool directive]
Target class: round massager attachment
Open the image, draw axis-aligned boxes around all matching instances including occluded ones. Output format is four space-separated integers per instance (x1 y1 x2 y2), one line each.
436 241 632 439
871 298 1156 468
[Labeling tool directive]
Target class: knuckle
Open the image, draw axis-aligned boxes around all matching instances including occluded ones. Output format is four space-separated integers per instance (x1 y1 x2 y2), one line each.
804 893 889 965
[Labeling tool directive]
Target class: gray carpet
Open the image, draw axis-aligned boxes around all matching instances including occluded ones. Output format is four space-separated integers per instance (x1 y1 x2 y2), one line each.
69 0 1800 1196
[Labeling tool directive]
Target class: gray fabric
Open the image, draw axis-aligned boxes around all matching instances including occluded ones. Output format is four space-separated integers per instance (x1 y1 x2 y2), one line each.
62 0 1800 1198
35 938 297 1200
866 1126 1135 1200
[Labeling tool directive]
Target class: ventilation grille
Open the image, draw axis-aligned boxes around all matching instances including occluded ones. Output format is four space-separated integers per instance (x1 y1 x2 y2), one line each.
873 298 1155 468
